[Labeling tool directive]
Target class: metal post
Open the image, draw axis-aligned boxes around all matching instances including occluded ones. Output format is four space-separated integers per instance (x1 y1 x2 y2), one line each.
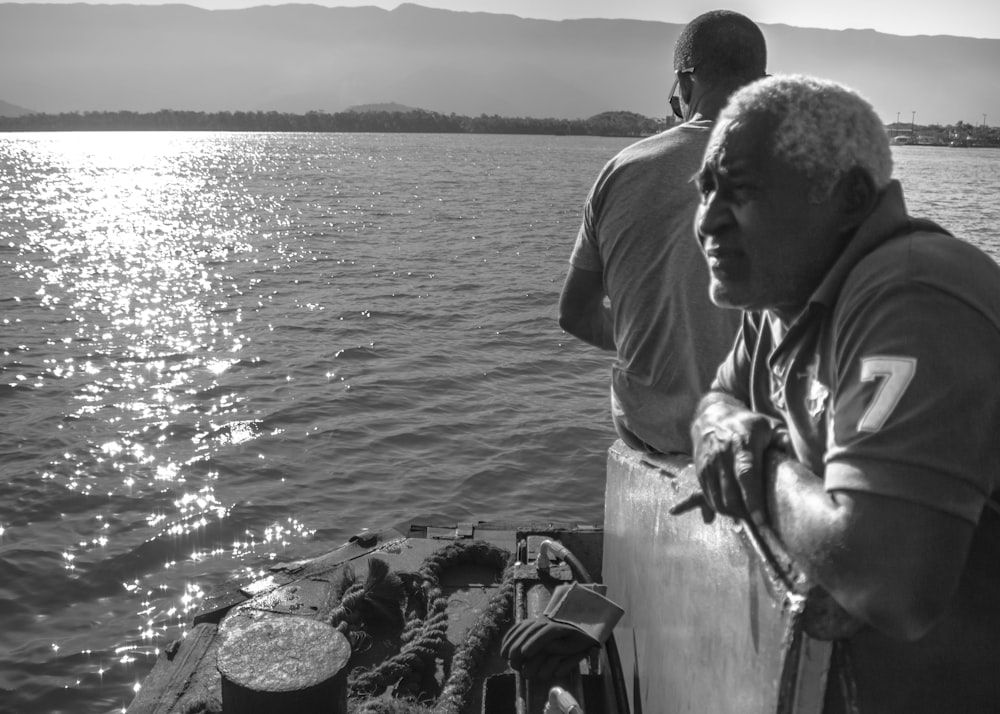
218 615 350 714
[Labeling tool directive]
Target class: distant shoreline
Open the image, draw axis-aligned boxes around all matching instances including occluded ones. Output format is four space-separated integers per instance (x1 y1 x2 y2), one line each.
2 110 997 147
0 108 667 139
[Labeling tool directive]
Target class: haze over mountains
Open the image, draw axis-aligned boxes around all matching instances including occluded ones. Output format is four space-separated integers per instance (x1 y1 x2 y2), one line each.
1 2 997 127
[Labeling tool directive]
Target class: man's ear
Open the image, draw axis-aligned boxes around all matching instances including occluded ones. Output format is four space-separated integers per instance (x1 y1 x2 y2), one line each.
840 166 878 228
680 72 695 104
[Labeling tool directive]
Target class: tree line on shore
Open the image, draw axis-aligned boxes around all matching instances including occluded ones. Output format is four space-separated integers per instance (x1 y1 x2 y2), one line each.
1 108 997 146
0 108 667 137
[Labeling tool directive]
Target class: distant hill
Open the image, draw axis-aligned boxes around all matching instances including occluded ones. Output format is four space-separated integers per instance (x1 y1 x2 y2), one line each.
0 2 997 126
346 102 422 113
0 98 32 117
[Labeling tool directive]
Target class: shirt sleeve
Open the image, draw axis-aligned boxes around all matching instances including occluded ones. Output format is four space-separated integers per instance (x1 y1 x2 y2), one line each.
824 281 1000 523
568 182 603 272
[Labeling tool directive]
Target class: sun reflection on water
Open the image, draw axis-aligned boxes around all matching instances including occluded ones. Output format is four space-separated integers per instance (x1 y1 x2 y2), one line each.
1 132 307 709
4 132 274 497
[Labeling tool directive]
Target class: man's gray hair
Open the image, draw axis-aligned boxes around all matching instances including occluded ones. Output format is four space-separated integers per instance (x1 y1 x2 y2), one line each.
717 74 893 202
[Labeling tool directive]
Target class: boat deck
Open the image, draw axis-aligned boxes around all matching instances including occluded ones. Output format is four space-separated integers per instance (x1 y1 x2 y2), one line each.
126 521 604 714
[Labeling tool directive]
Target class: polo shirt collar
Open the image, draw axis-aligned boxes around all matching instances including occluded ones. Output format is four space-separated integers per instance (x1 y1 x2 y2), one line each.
807 179 911 311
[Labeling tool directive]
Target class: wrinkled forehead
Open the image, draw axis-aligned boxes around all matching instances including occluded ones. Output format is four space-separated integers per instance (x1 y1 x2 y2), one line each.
703 115 769 171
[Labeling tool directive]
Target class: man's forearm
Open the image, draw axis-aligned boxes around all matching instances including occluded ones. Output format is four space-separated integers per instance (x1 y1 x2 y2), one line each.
557 266 615 351
562 303 615 351
763 450 842 583
762 453 963 640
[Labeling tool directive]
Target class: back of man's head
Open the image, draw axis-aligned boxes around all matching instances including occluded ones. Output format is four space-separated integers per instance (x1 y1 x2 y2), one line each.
674 10 767 85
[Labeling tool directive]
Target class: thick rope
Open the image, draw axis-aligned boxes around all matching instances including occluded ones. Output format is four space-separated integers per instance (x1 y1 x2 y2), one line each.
325 558 406 629
346 539 514 714
349 592 449 697
433 559 515 714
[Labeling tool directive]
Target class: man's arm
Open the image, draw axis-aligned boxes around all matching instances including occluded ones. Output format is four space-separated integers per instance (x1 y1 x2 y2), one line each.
765 454 974 642
558 265 615 351
693 392 974 642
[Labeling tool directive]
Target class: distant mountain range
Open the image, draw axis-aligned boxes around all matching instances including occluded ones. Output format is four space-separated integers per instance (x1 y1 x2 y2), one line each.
1 2 997 127
0 98 31 116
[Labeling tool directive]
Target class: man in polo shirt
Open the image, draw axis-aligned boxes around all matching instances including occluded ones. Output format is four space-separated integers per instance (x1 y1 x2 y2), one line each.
690 74 1000 712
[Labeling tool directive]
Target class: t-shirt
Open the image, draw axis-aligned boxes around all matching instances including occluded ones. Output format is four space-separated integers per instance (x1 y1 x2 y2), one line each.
571 121 741 454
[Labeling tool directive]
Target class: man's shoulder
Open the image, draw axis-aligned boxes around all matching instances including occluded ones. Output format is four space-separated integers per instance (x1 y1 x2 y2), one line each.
847 226 1000 325
858 226 997 283
611 121 713 165
591 123 712 196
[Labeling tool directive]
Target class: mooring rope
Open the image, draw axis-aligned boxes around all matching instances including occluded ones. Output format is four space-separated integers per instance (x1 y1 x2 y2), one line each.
433 559 516 714
346 539 515 714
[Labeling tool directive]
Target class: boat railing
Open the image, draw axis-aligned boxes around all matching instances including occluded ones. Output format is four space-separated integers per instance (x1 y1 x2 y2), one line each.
602 440 860 714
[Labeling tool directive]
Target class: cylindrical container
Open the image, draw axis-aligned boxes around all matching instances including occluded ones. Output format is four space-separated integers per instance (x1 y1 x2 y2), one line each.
217 615 351 713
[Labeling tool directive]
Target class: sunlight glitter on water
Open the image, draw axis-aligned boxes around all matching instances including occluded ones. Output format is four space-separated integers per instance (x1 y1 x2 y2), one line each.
0 132 318 710
4 134 270 516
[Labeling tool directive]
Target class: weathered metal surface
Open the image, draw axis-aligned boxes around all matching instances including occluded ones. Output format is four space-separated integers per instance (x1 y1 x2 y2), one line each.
193 527 410 626
126 523 525 714
125 623 222 714
602 440 832 714
217 616 350 713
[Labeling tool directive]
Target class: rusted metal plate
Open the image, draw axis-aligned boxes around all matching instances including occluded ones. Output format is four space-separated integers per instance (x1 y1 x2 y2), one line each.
193 527 410 625
602 441 831 714
126 623 221 714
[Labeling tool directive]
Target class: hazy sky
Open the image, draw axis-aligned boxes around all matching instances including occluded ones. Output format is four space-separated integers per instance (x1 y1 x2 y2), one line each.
13 0 1000 39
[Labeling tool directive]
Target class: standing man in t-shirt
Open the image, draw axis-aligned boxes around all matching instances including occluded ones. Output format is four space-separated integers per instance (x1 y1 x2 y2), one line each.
558 10 767 454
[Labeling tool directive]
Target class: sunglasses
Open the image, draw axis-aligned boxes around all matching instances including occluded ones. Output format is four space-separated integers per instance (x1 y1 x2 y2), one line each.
668 67 695 119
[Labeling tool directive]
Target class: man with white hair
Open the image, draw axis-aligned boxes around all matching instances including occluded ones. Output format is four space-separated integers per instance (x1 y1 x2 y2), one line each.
691 74 1000 711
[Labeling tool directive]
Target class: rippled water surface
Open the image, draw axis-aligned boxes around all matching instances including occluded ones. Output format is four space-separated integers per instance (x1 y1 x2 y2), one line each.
1 133 997 714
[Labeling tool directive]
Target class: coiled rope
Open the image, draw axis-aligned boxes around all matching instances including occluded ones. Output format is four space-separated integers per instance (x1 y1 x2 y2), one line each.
336 539 515 714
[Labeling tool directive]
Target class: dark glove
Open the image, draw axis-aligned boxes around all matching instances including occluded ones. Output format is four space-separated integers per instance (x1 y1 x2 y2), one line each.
501 583 624 680
501 616 598 679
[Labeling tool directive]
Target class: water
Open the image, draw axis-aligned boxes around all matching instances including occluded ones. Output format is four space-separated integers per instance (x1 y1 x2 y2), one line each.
1 133 997 714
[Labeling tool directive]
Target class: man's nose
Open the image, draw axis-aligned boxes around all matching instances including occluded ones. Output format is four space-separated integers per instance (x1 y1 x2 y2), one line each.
695 193 731 244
